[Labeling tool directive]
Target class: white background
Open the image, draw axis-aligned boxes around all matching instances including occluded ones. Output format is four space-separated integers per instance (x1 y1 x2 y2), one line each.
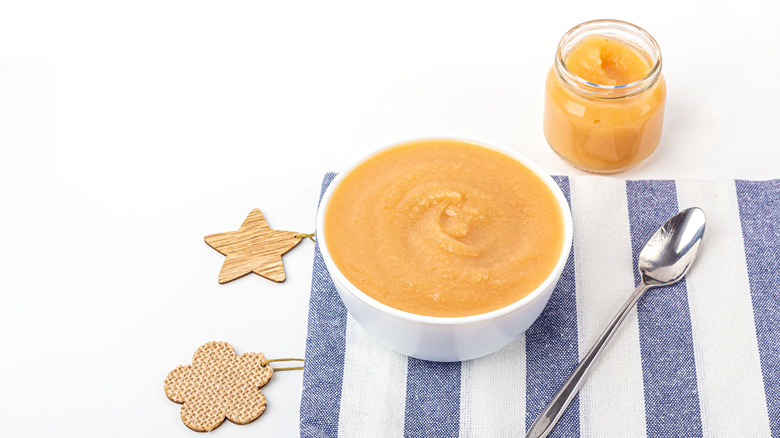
1 0 778 436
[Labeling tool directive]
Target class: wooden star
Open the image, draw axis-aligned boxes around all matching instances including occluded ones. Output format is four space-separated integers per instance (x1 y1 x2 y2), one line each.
205 209 304 283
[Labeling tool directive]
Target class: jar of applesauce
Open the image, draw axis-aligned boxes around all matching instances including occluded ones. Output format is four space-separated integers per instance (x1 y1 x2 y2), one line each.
543 19 666 173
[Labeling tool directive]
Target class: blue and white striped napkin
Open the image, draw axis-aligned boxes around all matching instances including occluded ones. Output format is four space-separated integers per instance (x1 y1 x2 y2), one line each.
300 173 779 438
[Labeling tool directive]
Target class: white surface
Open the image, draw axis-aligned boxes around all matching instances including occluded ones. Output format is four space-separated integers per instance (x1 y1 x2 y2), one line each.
0 0 778 436
460 337 526 436
677 181 772 435
337 316 407 437
571 178 647 437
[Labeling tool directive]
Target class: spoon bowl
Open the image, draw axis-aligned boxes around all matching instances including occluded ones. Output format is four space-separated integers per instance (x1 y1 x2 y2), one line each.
639 207 706 285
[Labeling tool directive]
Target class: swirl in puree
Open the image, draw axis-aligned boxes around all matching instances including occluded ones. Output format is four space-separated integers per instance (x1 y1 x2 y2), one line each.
324 139 564 317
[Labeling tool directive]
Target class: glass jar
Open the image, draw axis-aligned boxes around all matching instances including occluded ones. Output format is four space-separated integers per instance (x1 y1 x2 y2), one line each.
543 19 666 173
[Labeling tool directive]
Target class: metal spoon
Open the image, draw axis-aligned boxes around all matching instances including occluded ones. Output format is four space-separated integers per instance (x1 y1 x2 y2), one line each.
525 207 706 438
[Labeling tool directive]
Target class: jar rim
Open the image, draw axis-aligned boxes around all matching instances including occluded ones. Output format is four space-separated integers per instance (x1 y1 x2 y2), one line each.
555 19 663 99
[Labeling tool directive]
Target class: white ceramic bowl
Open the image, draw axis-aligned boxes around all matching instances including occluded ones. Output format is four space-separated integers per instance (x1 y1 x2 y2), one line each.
316 136 573 362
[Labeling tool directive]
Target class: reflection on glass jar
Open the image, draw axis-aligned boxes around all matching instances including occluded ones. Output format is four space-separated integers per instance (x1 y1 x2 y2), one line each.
543 19 666 173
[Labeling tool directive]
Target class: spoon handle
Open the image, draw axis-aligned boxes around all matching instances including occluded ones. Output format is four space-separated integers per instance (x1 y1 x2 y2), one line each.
525 282 651 438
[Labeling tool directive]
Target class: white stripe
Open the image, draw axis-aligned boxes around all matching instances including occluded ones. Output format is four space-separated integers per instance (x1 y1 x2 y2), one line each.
570 176 647 438
337 315 408 438
459 336 526 437
676 180 771 436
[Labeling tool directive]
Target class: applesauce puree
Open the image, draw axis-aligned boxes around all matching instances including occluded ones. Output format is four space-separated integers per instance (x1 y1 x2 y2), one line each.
565 35 651 85
544 33 666 172
324 139 564 317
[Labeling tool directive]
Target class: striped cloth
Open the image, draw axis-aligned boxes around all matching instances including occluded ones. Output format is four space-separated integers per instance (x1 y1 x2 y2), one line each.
300 173 780 438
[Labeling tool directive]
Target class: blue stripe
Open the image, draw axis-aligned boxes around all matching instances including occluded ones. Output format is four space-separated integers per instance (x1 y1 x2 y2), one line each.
625 180 703 437
300 173 349 438
735 179 780 436
525 175 580 437
403 358 461 437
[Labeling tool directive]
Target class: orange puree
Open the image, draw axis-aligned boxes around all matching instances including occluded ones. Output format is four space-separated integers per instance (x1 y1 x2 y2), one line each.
565 36 651 85
544 33 666 173
324 139 564 317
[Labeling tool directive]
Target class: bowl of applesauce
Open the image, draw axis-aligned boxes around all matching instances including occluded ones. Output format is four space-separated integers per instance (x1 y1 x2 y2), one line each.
316 137 573 361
